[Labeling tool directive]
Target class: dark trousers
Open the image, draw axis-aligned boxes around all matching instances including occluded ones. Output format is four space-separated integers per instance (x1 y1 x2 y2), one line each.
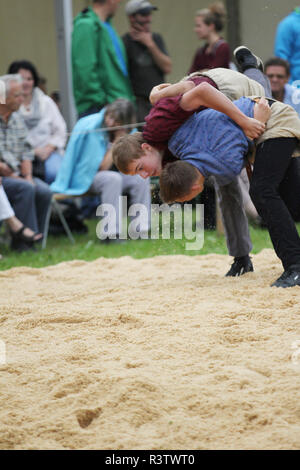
249 138 300 270
2 177 52 234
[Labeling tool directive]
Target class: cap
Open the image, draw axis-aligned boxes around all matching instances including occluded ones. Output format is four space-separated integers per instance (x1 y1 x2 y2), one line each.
125 0 158 16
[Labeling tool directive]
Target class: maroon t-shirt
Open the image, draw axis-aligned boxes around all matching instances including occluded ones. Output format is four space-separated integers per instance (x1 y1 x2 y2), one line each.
142 75 219 152
189 40 230 74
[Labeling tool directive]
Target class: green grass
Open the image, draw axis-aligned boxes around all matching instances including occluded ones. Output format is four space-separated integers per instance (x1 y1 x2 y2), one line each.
0 216 280 272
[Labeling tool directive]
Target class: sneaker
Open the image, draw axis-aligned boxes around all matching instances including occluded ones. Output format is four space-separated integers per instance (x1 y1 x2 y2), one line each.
271 264 300 288
225 255 254 277
233 46 264 72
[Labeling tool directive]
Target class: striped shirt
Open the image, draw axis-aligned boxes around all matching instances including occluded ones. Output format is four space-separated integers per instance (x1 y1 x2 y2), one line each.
0 112 34 173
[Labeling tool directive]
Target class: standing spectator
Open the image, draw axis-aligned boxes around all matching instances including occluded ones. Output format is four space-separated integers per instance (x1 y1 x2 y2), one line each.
71 0 134 119
122 0 172 122
8 60 67 184
189 2 230 74
0 74 52 236
274 7 300 84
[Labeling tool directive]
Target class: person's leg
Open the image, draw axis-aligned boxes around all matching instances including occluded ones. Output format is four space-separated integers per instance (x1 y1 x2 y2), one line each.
2 177 38 232
5 216 42 241
237 169 261 225
32 178 53 233
0 185 14 221
121 174 151 236
214 176 253 259
249 138 300 277
44 152 64 184
89 171 122 238
243 68 272 97
233 46 272 97
278 157 300 222
216 46 271 272
209 52 272 275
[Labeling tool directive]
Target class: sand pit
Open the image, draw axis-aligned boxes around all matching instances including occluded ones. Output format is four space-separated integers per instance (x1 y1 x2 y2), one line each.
0 249 300 450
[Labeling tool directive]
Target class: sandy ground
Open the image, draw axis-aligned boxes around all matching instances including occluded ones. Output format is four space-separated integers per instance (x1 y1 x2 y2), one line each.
0 249 300 450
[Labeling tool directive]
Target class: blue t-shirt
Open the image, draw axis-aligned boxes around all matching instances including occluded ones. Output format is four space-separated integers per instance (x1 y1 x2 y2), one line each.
168 97 255 185
103 22 128 77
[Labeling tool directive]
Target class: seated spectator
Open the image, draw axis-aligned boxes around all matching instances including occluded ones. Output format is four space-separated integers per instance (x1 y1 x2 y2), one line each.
0 180 42 252
51 99 150 242
265 57 300 113
8 60 67 184
0 74 52 236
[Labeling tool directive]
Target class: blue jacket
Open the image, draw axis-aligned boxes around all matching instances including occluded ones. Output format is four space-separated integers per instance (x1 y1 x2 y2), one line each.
284 83 300 116
51 110 108 195
275 9 300 84
168 97 254 185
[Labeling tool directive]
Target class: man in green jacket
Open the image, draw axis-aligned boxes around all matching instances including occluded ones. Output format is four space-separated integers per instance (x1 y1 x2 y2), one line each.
72 0 135 118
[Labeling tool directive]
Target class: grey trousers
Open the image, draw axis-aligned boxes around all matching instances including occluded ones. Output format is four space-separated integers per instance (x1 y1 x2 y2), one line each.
244 68 272 98
2 176 52 234
89 171 151 238
214 68 271 257
213 176 252 257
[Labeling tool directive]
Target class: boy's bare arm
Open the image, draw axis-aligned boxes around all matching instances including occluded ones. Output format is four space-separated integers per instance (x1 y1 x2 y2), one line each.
149 81 195 105
180 82 266 140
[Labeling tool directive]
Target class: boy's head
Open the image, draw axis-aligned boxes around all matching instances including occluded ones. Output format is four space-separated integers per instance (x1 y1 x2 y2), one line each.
112 131 162 178
159 161 203 203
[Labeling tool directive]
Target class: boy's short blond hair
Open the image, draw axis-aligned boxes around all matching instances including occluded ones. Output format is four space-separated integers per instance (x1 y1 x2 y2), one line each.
112 131 146 173
159 161 198 203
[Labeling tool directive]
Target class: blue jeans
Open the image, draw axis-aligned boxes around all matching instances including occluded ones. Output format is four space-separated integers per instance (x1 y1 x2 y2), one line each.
45 152 64 184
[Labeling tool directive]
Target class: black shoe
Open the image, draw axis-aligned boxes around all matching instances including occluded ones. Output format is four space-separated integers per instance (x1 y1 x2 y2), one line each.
271 264 300 288
10 225 43 245
10 238 35 252
225 255 254 277
233 46 264 72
